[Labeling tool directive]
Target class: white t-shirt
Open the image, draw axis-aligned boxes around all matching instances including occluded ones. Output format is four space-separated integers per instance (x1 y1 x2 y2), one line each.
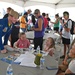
68 59 75 73
62 19 72 39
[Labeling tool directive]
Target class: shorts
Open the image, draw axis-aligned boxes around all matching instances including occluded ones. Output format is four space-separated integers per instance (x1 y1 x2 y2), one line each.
54 27 59 32
62 37 70 45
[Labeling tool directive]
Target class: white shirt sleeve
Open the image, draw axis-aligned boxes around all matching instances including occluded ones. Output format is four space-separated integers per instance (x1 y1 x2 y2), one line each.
68 20 72 29
68 59 75 73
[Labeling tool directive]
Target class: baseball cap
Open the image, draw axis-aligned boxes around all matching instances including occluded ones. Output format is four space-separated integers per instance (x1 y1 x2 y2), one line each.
9 9 19 19
34 9 40 14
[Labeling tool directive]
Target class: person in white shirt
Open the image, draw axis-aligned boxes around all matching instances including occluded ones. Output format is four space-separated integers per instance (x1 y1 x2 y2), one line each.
60 11 72 58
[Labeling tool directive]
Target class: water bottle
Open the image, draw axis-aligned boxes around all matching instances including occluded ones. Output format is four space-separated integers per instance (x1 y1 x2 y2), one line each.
40 56 45 69
37 46 40 54
29 45 32 52
6 64 13 75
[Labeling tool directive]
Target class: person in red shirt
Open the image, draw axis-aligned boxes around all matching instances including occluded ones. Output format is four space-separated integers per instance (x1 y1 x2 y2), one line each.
14 32 30 48
42 13 48 29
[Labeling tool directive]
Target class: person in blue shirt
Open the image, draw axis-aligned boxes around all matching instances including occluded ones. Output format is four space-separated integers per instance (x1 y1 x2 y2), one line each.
0 9 19 53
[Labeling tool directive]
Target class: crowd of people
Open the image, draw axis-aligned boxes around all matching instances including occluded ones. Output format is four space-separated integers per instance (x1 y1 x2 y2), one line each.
0 7 75 75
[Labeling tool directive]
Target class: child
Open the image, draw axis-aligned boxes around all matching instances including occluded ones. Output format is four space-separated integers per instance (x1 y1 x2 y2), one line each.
43 37 55 56
57 43 75 75
14 32 30 48
57 38 75 73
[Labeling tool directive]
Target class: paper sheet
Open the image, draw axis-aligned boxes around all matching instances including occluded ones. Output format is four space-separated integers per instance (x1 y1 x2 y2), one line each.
14 54 26 62
20 57 36 67
14 52 37 67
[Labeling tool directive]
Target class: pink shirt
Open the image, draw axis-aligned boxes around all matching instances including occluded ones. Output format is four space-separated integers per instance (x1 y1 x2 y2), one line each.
16 39 30 48
43 17 48 28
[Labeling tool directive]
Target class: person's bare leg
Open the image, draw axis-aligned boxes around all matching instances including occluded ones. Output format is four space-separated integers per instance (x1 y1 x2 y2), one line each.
64 44 66 56
60 44 66 58
67 44 70 52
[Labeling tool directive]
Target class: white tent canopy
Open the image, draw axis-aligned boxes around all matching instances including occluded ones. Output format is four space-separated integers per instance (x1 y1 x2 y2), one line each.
0 0 75 9
0 0 75 20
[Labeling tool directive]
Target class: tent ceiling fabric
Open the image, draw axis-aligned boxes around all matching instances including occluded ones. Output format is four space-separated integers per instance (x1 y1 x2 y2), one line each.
0 0 75 8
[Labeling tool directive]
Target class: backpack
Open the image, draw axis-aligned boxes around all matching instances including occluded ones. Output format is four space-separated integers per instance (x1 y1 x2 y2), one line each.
67 19 75 35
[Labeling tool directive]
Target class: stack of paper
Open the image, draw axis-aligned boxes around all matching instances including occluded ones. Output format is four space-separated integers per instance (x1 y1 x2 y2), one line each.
14 52 37 67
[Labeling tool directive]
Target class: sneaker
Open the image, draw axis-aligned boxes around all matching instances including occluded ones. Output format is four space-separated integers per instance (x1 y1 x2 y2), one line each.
60 55 65 59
